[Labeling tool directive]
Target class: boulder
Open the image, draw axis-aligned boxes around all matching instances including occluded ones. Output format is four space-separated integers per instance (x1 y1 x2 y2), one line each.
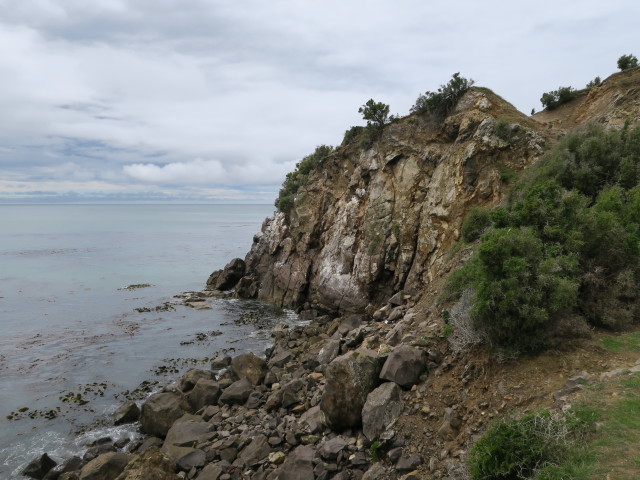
114 447 178 480
218 378 253 405
237 434 271 466
379 344 425 388
195 463 224 480
362 463 390 480
396 453 422 472
114 402 140 425
319 437 347 461
230 352 267 385
140 392 189 438
275 445 315 480
23 453 57 479
235 276 258 298
79 452 130 480
179 368 216 392
43 456 84 480
163 420 215 447
362 382 404 440
320 349 382 429
316 339 341 365
210 353 231 370
206 258 246 290
187 379 221 411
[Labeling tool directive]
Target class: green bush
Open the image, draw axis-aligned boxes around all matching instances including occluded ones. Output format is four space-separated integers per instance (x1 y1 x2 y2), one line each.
494 118 515 142
617 54 638 71
461 207 492 242
586 76 601 89
342 126 364 145
411 73 474 118
540 86 578 110
275 145 333 213
445 123 640 352
468 409 596 480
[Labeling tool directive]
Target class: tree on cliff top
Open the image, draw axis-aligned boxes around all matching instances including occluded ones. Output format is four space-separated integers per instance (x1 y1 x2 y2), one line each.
358 99 390 129
618 54 638 71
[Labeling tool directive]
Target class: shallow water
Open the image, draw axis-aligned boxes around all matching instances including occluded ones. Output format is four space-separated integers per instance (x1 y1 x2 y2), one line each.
0 204 292 477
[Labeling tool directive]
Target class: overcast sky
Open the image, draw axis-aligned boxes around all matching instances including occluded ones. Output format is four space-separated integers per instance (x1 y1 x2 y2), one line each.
0 0 638 203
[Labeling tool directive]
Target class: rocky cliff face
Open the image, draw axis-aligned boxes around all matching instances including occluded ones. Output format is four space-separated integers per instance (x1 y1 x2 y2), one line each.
233 89 547 314
212 68 640 315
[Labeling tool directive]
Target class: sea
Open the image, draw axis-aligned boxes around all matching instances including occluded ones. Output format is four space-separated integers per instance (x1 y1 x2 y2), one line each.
0 204 298 477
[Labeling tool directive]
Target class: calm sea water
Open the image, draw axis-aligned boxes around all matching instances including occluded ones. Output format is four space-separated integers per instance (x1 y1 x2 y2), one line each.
0 204 294 477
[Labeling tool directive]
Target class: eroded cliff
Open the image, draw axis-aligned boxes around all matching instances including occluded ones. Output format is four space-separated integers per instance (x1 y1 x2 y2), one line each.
233 88 547 313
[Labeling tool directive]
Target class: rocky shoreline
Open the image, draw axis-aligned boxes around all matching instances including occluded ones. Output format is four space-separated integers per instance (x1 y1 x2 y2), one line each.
22 281 443 480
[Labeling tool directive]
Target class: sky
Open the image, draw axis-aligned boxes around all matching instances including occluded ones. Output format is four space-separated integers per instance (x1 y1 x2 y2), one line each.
0 1 638 204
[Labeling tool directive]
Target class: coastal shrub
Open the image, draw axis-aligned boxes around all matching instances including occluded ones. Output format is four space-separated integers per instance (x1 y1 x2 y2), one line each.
468 409 596 480
461 206 492 243
445 123 640 352
586 76 601 89
411 72 475 118
617 54 638 71
540 86 578 110
494 117 516 142
342 126 364 145
275 145 333 214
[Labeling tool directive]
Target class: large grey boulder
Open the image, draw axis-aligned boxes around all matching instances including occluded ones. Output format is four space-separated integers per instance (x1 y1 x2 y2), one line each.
179 368 216 392
187 379 221 411
218 378 253 405
163 420 215 448
79 452 130 480
206 258 246 290
362 382 404 440
320 349 382 429
379 344 426 388
275 445 315 480
230 352 267 386
140 392 189 438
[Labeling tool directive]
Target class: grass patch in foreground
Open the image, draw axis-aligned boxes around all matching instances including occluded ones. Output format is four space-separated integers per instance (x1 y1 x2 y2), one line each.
600 332 640 353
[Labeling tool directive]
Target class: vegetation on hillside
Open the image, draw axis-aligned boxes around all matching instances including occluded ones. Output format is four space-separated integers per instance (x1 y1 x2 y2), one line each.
539 86 578 110
618 54 638 71
447 122 640 353
275 145 333 214
410 72 474 118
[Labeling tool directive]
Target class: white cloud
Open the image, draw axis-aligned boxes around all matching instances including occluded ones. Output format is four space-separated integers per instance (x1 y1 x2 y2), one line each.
0 0 639 202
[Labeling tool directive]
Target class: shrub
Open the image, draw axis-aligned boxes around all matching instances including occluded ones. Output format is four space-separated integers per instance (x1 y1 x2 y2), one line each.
445 123 640 352
540 86 578 110
275 145 333 213
468 409 595 480
617 54 638 71
461 207 492 242
586 76 601 89
411 73 474 118
342 126 363 145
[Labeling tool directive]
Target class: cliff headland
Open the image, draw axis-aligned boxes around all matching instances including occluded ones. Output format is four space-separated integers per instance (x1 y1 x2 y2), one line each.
28 66 640 479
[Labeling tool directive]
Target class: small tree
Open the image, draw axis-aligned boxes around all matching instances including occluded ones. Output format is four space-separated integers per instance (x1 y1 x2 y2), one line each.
358 99 390 128
617 54 638 71
540 86 577 110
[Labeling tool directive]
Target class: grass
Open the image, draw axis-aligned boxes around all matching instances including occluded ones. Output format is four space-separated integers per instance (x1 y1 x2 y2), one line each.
600 332 640 352
538 368 640 479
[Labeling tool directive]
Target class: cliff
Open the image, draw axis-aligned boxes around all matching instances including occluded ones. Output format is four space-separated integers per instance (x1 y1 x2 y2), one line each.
233 88 547 314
